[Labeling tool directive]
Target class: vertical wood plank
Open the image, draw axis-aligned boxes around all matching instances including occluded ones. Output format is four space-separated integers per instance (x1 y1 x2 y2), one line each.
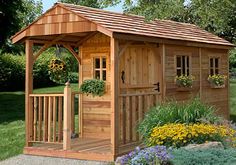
58 96 63 142
43 96 48 142
48 96 52 142
33 97 37 141
122 97 126 144
199 48 202 100
38 97 42 141
53 96 57 142
71 94 75 134
78 46 83 137
161 44 166 100
110 37 119 155
119 95 123 145
126 96 131 142
131 96 137 142
63 82 72 150
138 95 143 140
25 40 33 146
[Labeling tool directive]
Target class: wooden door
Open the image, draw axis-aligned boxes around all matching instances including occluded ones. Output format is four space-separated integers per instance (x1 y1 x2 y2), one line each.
119 45 162 98
118 45 162 146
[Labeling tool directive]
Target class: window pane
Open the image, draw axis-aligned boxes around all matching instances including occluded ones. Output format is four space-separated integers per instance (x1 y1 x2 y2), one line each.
95 58 100 68
102 58 106 68
215 69 219 74
210 58 213 67
187 56 189 67
177 69 181 76
210 69 214 75
102 70 106 81
182 56 185 75
95 71 100 79
215 58 219 68
177 56 181 67
187 69 189 76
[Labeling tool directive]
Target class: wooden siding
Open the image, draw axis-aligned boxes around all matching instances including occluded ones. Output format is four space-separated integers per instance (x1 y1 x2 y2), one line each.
12 5 97 43
164 45 229 118
80 33 111 139
201 48 229 118
165 45 200 100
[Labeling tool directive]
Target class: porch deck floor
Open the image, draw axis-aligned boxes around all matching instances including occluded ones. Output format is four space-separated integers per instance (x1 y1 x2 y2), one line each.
24 138 114 161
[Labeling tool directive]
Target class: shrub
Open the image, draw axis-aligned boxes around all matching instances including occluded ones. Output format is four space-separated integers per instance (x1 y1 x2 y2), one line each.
149 123 236 148
118 146 172 165
138 98 221 142
0 53 25 91
171 148 236 165
68 72 78 83
80 79 105 96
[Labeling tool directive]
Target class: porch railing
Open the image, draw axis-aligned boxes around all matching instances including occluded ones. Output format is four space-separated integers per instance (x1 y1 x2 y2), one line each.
28 83 81 150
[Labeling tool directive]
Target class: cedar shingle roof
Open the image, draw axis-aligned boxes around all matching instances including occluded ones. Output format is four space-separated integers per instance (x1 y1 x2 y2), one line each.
12 2 234 47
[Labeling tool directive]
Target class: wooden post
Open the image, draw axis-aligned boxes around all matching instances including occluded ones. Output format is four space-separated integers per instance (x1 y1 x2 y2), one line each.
25 40 34 147
110 37 119 157
63 82 72 150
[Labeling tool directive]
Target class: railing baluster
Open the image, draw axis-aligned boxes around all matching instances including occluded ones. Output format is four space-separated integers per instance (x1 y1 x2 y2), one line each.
53 96 57 142
48 96 52 142
43 96 48 142
33 97 37 141
58 96 63 142
38 97 42 141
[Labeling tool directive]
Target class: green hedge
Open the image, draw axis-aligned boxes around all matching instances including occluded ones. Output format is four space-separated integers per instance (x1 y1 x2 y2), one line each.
0 50 79 91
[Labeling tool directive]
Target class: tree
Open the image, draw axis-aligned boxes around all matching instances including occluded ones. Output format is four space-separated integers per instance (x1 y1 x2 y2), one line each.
59 0 120 8
0 0 43 53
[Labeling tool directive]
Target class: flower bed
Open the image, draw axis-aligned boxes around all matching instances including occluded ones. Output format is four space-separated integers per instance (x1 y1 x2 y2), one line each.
117 146 172 165
149 123 236 148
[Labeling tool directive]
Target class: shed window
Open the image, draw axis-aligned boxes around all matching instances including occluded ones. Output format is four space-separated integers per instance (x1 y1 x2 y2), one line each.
94 57 107 81
176 55 190 76
209 57 220 75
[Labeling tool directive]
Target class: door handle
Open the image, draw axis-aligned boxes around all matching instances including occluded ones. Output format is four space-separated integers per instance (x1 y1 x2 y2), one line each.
153 82 160 92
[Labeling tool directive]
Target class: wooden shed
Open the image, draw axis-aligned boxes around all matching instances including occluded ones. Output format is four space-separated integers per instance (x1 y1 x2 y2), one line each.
11 2 234 161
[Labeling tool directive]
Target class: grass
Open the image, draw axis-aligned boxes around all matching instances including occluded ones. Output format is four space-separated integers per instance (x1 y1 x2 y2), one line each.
0 82 236 161
0 83 79 161
230 79 236 121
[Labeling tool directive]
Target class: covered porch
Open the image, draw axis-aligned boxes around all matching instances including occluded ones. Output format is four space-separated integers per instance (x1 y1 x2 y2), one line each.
11 3 163 161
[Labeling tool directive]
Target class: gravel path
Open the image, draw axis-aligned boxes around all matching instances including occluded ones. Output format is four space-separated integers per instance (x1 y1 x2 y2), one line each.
0 155 112 165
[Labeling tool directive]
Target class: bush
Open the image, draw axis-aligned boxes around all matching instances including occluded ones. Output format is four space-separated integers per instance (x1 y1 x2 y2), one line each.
149 123 236 148
0 53 25 91
0 49 79 91
68 72 78 83
171 148 236 165
80 79 105 96
118 146 172 165
138 98 221 142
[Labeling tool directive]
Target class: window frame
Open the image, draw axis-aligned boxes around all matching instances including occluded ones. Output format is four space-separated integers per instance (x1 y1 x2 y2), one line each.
92 54 107 81
209 56 221 76
175 53 192 76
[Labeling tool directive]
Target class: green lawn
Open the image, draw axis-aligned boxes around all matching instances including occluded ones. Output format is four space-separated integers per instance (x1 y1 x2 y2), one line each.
0 82 236 161
0 83 79 161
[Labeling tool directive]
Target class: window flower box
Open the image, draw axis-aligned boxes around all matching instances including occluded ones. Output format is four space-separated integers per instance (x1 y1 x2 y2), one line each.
208 74 226 89
175 75 195 92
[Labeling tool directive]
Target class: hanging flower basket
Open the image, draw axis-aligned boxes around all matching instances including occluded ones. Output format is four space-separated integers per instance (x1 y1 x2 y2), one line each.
208 74 227 89
48 58 68 84
175 75 195 91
